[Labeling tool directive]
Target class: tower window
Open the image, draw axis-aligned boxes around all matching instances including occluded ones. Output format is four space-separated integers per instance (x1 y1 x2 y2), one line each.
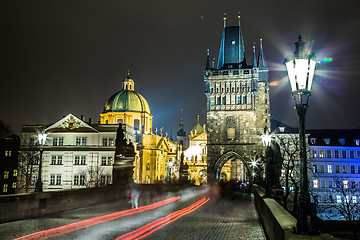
237 96 241 104
231 40 236 45
222 96 226 105
242 96 247 104
217 97 221 105
134 119 140 131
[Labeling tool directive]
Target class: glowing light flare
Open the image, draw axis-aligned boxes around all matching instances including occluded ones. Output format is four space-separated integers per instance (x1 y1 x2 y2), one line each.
269 81 279 86
14 196 180 240
321 57 333 63
251 161 257 167
116 197 210 240
37 133 47 145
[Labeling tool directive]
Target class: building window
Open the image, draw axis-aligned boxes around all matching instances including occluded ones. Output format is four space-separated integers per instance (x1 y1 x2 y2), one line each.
76 137 87 146
237 96 241 104
242 96 246 104
319 150 325 158
13 169 17 177
343 180 348 189
51 156 62 165
312 150 317 158
12 182 16 189
320 165 325 173
222 96 226 105
342 150 347 159
310 138 316 144
217 97 221 105
326 150 332 158
50 175 55 185
4 171 9 179
336 195 341 203
76 137 81 146
327 165 332 173
350 150 355 159
339 139 345 145
356 139 360 146
321 180 325 188
334 150 339 158
109 138 114 146
324 138 330 145
74 156 86 165
50 175 62 185
313 179 318 188
101 157 107 166
312 165 318 173
53 137 63 146
328 181 333 188
351 165 355 174
102 138 108 146
53 138 58 146
353 196 357 203
5 151 11 157
134 119 140 130
343 165 348 173
74 175 86 186
357 151 360 158
101 156 112 166
335 165 340 173
3 184 8 193
351 181 356 188
31 175 38 185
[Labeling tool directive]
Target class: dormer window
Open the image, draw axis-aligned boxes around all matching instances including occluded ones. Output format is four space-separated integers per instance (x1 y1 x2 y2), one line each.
279 127 285 133
324 138 330 145
339 139 345 145
355 139 360 146
310 138 316 144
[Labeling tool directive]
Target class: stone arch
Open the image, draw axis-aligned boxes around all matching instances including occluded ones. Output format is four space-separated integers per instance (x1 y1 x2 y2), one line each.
213 151 250 180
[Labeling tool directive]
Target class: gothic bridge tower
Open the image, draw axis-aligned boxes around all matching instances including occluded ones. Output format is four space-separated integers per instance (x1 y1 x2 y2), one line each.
204 13 270 181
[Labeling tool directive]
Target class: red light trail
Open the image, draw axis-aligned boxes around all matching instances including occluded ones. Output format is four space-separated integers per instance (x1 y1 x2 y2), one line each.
115 197 210 240
14 196 180 240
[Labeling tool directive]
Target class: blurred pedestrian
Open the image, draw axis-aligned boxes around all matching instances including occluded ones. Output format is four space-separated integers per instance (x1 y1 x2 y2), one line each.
131 186 139 209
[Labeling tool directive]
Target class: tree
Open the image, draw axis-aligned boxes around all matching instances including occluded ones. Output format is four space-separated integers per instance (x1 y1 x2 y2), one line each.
17 148 39 193
319 178 360 238
275 133 301 212
0 120 12 139
80 165 105 187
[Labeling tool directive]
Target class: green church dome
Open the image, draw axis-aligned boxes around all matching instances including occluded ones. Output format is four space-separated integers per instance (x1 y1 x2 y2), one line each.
102 75 151 114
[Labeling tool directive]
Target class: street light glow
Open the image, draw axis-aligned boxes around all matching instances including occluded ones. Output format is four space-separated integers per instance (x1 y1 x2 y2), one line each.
38 133 47 145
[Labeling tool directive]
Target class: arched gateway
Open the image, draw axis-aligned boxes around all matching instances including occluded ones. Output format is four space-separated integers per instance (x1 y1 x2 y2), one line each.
214 151 250 181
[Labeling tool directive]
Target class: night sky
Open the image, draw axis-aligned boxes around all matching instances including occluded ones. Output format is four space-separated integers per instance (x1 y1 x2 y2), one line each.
1 0 359 136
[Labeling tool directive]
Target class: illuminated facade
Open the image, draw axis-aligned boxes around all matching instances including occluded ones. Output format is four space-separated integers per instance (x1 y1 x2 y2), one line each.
18 114 119 192
205 14 270 181
308 130 360 211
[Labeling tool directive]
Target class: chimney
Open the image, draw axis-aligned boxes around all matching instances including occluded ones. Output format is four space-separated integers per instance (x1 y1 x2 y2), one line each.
81 115 85 121
89 118 93 124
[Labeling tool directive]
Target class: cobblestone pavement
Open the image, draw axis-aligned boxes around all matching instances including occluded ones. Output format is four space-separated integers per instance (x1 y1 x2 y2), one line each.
0 188 265 240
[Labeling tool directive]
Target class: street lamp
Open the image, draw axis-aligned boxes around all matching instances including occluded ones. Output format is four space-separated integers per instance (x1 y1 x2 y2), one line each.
35 133 47 192
285 34 317 234
261 126 272 198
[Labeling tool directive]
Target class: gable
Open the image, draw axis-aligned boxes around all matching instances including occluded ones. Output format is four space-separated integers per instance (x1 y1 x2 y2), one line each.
45 113 99 133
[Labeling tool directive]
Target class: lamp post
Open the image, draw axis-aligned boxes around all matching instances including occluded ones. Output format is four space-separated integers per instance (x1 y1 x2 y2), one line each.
261 126 272 198
284 34 317 234
35 133 47 192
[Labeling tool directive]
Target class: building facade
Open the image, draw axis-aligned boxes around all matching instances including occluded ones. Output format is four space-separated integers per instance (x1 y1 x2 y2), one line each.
204 14 270 181
0 135 19 194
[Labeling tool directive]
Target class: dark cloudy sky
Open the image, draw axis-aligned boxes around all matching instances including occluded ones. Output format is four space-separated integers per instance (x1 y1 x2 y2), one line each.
1 0 359 135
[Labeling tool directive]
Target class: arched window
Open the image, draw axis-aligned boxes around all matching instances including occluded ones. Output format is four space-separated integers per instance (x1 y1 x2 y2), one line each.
134 119 140 130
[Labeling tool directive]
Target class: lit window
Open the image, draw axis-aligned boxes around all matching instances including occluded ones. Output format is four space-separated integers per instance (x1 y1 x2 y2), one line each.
343 180 348 189
4 171 9 179
312 150 317 158
13 169 17 177
12 182 16 188
356 139 360 146
3 184 8 193
313 179 319 188
353 196 357 203
327 165 332 173
336 195 341 203
319 150 325 158
343 165 348 173
312 165 318 173
109 138 114 146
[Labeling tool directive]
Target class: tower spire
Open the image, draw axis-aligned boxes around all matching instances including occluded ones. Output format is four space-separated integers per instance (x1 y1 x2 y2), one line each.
252 44 257 68
223 13 227 27
177 109 186 137
238 11 241 26
205 48 211 70
258 39 268 70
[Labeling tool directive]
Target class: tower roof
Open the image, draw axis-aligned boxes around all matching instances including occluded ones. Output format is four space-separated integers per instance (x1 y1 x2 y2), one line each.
258 39 268 70
190 115 205 136
217 13 246 70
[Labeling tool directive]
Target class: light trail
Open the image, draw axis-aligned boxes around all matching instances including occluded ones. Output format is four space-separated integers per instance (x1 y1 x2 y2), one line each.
13 196 180 240
116 197 210 240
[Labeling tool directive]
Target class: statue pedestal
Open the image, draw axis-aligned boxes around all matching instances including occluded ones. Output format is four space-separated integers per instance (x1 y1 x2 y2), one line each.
113 156 135 185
